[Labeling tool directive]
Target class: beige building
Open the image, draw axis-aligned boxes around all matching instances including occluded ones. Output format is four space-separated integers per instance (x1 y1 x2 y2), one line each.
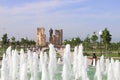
36 27 46 46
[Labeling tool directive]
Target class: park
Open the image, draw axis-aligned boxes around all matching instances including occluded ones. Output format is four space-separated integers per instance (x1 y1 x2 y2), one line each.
0 28 120 80
0 0 120 80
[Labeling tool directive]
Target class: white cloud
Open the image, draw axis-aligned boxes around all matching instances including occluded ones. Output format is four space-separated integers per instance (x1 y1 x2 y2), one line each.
0 0 81 39
0 0 119 27
0 0 86 15
0 0 88 25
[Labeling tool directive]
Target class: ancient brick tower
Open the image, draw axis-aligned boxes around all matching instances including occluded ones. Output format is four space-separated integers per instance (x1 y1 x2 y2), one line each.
36 27 46 46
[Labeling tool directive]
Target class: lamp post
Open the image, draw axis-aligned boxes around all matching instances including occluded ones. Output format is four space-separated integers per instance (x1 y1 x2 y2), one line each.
99 30 102 55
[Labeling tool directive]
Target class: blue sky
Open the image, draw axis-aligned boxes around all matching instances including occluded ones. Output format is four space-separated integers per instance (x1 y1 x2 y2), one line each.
0 0 120 42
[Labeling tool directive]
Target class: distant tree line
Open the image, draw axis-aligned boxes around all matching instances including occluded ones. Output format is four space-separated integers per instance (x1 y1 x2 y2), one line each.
0 33 36 49
64 28 120 52
1 28 120 52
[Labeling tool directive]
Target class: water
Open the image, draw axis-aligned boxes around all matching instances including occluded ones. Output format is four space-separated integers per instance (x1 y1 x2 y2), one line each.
62 44 72 80
23 65 97 80
48 44 57 80
0 45 120 80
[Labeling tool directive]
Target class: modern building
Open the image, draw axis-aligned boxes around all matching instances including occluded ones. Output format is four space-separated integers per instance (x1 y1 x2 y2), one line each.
36 27 46 46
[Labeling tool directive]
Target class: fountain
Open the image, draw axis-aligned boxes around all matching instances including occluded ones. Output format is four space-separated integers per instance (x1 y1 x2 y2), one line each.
1 54 8 80
20 49 27 80
32 52 39 80
48 44 57 80
62 44 72 80
107 63 115 80
41 52 49 80
12 50 19 80
100 55 105 74
0 44 120 80
20 63 27 80
94 60 102 80
73 46 78 79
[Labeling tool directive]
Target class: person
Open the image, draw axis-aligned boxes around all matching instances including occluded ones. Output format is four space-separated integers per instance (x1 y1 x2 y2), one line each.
91 53 97 66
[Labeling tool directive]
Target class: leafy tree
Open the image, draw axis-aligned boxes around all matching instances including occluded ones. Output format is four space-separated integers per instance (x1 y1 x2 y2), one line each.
71 37 81 47
74 37 82 46
84 34 90 43
64 39 73 46
28 40 36 46
20 38 36 48
21 38 28 47
101 28 112 56
64 37 82 47
16 41 20 46
64 40 68 45
1 33 9 47
101 28 112 44
83 34 91 50
11 36 16 44
11 36 15 42
91 32 98 43
10 36 16 48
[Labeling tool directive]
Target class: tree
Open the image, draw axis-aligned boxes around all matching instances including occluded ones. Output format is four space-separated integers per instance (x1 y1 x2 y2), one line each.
64 40 68 45
84 34 90 43
101 28 112 57
1 33 9 47
11 36 16 48
74 37 82 46
101 28 112 44
64 37 82 47
11 36 15 42
28 40 36 46
20 38 28 47
91 32 98 43
70 37 82 47
20 38 36 48
83 34 91 50
91 32 98 53
16 41 20 46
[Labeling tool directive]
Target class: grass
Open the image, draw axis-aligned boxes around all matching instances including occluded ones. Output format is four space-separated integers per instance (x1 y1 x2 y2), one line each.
0 47 6 56
86 52 120 57
0 46 120 59
85 51 120 60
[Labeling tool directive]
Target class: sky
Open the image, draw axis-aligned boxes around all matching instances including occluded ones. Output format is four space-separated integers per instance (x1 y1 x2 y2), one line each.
0 0 120 42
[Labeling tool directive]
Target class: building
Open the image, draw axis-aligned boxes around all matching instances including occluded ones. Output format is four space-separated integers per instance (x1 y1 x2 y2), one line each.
54 29 63 46
36 27 46 46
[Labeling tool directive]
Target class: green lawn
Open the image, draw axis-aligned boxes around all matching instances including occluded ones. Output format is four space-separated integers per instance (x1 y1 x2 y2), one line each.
0 47 120 60
0 47 6 56
85 51 120 60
